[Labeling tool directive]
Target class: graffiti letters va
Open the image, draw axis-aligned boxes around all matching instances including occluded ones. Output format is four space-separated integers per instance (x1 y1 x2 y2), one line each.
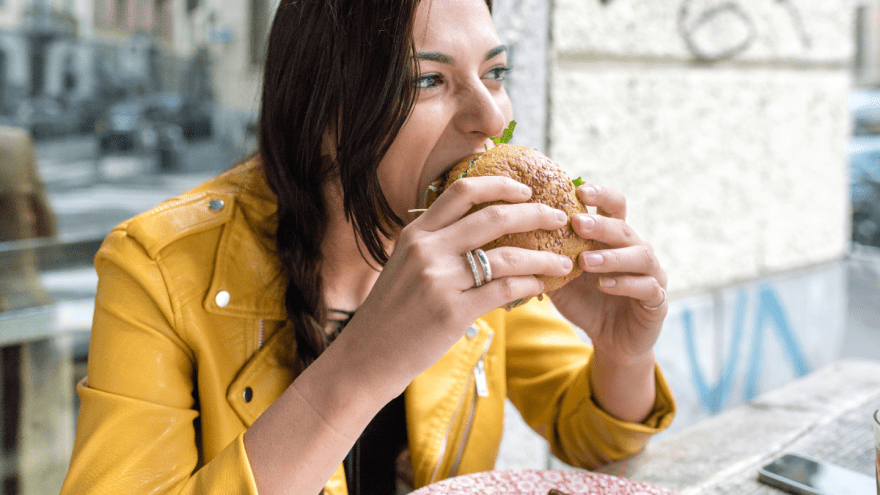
682 284 811 414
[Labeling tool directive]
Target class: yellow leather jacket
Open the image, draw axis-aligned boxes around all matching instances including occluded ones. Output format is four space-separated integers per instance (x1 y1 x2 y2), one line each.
61 160 675 494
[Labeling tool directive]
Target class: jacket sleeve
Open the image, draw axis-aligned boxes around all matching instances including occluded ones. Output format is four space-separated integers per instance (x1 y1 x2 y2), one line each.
60 228 259 494
503 298 675 470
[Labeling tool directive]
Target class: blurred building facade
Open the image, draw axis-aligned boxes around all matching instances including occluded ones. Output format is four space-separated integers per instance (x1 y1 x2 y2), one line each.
0 0 210 137
170 0 277 154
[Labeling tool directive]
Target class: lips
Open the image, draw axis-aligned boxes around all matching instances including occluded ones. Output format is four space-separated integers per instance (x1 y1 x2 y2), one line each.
422 152 485 208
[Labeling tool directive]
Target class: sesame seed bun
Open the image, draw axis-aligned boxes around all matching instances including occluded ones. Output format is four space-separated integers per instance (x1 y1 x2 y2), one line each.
428 144 593 309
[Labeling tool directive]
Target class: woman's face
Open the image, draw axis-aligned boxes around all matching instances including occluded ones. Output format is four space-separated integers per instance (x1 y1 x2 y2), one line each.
377 0 513 223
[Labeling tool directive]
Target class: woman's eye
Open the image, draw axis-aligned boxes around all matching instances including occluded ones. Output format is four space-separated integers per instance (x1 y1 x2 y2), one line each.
416 74 443 89
485 65 512 82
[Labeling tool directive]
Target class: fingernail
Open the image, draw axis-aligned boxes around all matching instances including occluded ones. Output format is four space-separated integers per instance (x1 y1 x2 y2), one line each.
584 186 599 197
520 184 531 196
560 256 573 270
580 215 595 230
585 253 603 266
600 277 616 287
555 210 567 222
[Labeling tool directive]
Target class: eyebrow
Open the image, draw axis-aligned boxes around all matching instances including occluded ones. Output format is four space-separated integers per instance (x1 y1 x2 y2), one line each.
417 44 508 65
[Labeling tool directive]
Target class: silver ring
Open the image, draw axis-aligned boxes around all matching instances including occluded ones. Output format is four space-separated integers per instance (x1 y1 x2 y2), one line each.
641 287 667 310
466 251 482 287
474 249 492 283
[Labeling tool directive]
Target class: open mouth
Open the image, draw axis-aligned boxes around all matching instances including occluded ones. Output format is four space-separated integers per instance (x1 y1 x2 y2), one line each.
415 153 483 211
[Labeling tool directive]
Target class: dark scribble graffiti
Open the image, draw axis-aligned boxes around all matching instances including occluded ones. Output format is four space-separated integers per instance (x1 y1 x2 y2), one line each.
677 1 758 61
678 0 813 61
596 0 815 61
776 0 813 49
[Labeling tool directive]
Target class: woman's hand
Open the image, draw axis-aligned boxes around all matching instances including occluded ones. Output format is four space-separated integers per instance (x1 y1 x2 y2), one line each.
547 184 668 365
344 176 573 396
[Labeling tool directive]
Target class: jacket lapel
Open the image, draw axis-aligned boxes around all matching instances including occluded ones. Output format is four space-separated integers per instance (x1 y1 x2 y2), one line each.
203 194 287 321
226 327 295 427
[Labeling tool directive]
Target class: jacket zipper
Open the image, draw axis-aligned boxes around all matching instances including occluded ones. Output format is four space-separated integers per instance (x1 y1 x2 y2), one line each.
258 319 264 350
429 332 494 482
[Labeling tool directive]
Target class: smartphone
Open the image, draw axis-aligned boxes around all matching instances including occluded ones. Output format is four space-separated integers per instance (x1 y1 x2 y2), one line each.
757 453 875 495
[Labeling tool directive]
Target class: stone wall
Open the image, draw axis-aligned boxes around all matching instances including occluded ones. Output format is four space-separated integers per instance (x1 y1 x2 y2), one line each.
552 0 851 294
493 0 854 471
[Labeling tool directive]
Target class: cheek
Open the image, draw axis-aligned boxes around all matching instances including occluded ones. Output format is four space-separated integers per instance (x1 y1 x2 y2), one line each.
377 137 425 215
378 109 441 214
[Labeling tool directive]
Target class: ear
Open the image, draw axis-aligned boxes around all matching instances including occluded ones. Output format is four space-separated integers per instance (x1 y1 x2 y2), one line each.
321 125 338 160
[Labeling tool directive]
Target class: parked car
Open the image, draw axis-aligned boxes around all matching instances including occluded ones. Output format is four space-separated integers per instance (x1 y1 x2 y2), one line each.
96 91 213 153
96 101 146 154
179 100 214 141
96 96 186 171
16 96 76 140
849 89 880 247
64 91 107 135
142 91 213 141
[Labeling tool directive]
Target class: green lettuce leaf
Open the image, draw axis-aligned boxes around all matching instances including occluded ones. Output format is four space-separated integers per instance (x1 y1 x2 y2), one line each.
491 120 517 145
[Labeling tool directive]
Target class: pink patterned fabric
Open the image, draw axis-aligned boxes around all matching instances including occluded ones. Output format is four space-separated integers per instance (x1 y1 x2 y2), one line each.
410 470 678 495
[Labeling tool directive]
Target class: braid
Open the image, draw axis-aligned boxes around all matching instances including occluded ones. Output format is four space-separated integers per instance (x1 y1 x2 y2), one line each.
274 189 328 374
258 0 422 375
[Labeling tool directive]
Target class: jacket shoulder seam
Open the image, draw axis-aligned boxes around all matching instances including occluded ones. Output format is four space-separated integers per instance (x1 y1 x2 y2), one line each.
125 191 235 259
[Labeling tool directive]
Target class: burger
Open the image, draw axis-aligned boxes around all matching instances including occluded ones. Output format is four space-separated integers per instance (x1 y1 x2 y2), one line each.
423 124 593 309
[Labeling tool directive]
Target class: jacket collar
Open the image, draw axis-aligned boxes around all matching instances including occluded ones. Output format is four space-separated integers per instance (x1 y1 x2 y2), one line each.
203 161 288 321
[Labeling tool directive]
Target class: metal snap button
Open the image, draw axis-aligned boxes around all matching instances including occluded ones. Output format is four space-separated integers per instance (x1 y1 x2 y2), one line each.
209 199 225 212
215 290 230 308
243 387 253 403
465 325 478 339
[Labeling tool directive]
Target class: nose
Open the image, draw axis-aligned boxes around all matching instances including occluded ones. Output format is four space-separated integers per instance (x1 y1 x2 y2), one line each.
454 81 510 141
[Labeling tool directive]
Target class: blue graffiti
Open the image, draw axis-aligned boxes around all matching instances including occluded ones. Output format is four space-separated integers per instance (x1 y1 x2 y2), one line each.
743 285 811 400
683 291 747 414
682 284 811 414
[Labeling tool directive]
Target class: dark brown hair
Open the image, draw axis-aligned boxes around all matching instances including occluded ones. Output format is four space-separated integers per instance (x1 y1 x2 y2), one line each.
259 0 493 375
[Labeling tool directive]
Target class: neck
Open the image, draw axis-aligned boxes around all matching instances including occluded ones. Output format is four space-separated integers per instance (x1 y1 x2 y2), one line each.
320 178 391 312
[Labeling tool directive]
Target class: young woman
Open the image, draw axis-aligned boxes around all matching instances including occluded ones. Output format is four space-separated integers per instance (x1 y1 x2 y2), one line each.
62 0 675 493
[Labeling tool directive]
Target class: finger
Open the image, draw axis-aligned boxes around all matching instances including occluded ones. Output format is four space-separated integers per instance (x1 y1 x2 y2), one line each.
443 202 568 252
416 176 532 232
580 245 661 279
482 246 574 280
596 274 667 310
577 184 626 220
465 275 546 315
572 213 642 248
